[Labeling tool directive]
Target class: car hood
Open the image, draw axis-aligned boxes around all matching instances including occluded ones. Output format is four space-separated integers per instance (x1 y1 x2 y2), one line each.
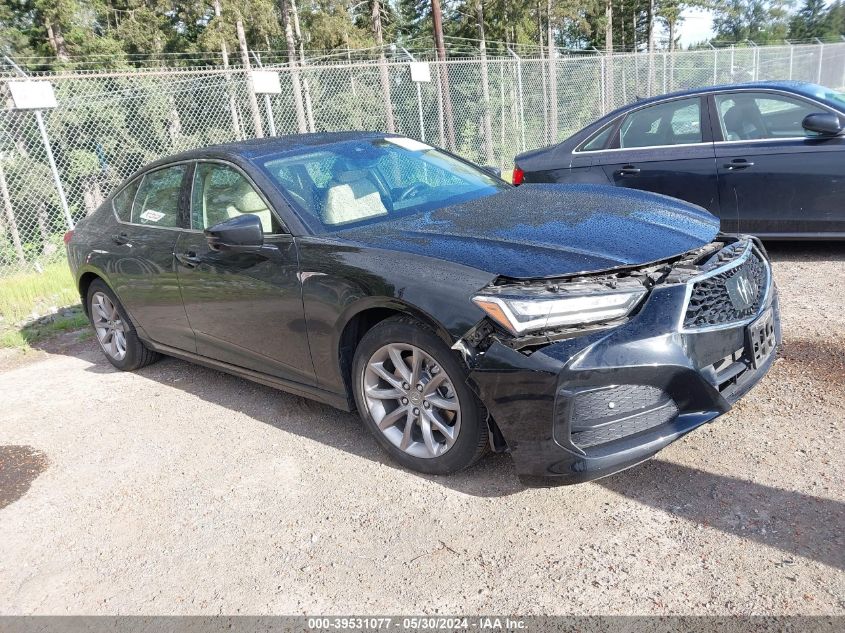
332 184 720 279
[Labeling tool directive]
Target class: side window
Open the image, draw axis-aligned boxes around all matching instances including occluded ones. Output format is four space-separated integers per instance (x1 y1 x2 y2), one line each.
619 98 702 148
191 163 281 234
716 92 820 141
579 122 615 152
112 178 140 222
131 166 186 228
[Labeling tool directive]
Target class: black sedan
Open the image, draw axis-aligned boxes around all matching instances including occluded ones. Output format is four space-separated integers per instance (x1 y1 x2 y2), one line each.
66 133 780 483
513 81 845 238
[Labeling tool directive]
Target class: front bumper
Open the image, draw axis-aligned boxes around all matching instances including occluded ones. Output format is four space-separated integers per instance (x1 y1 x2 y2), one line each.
468 247 781 484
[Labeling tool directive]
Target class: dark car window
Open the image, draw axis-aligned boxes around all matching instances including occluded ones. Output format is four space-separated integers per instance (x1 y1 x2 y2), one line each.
619 97 702 148
715 92 820 141
579 122 615 152
131 166 186 228
259 137 509 232
191 163 281 234
112 178 140 223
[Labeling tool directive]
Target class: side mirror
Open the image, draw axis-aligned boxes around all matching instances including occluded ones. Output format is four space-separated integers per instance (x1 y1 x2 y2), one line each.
802 112 843 136
205 214 264 253
483 165 503 179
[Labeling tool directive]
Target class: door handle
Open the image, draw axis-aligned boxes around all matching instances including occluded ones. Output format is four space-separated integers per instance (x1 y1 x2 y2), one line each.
112 232 131 245
175 251 202 268
618 165 641 176
724 159 754 170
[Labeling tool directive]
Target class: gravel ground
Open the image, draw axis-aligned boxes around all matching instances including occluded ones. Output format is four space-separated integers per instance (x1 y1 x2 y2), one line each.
0 242 842 616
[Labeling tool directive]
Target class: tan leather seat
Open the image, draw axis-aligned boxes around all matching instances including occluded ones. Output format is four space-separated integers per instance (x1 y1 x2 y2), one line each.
224 181 274 232
322 163 388 226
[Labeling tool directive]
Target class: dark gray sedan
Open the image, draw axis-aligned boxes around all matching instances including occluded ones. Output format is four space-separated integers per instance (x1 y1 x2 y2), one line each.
513 81 845 238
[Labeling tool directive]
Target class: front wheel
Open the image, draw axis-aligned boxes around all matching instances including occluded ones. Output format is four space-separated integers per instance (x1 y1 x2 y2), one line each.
352 315 488 475
86 279 159 371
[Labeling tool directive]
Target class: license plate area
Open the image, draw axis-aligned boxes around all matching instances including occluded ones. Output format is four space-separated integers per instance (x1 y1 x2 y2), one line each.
746 308 775 369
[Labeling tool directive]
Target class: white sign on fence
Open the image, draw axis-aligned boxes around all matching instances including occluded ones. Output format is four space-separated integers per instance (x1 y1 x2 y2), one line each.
7 80 58 110
250 71 282 94
409 62 431 83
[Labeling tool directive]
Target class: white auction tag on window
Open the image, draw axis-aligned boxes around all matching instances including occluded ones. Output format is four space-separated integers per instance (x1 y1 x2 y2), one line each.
140 209 165 223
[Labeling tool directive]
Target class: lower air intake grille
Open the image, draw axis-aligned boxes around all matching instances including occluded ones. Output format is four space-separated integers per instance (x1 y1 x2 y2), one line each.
569 384 677 449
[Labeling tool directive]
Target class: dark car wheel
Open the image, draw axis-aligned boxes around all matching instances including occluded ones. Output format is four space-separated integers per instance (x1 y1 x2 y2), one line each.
86 279 159 371
352 315 488 475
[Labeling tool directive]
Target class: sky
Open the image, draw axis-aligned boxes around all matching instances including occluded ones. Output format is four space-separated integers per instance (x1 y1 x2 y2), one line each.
678 8 716 48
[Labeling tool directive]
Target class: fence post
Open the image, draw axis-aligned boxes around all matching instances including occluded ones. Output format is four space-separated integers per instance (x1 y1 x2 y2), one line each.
600 54 606 114
709 43 717 85
841 40 845 89
251 52 277 137
35 112 73 230
0 156 26 264
815 38 824 84
788 42 794 80
400 47 426 142
507 48 526 151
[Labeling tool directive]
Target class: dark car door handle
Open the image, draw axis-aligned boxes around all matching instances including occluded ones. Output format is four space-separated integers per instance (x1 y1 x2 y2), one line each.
112 232 131 245
618 165 641 176
175 251 202 268
724 159 754 170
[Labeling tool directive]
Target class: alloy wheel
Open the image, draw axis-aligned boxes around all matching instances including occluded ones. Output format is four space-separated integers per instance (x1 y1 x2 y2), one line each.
363 343 462 459
91 291 127 361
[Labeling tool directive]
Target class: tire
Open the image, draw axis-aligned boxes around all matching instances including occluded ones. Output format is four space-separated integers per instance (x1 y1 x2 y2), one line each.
352 315 488 475
86 279 159 371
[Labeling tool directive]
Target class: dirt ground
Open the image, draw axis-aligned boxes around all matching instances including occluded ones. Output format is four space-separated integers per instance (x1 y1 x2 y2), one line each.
0 242 842 616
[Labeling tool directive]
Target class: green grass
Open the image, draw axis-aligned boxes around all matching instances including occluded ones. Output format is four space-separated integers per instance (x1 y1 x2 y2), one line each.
0 263 85 350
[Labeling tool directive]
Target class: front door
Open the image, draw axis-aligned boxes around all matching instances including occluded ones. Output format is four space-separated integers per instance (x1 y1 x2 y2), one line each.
174 161 315 386
107 164 195 351
711 90 845 236
593 96 728 229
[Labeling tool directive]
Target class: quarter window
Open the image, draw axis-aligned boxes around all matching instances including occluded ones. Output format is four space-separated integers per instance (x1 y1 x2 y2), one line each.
112 178 140 223
619 98 702 148
715 92 820 140
191 163 281 234
131 166 186 228
579 122 615 152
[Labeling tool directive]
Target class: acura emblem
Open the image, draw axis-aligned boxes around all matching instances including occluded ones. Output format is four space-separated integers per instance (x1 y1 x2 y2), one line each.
726 271 758 311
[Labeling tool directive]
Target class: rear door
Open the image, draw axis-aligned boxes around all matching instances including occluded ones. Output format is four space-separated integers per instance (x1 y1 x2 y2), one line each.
174 160 316 386
108 164 195 351
590 96 728 229
711 90 845 236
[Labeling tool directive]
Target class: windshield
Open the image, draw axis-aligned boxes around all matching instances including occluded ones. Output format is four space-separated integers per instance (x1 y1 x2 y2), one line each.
804 85 845 109
258 137 508 233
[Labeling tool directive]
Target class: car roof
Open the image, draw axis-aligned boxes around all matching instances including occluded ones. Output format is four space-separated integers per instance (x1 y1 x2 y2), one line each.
144 131 401 170
603 80 826 118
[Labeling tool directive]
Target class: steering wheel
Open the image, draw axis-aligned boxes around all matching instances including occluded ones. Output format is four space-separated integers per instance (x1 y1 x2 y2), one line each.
398 182 429 202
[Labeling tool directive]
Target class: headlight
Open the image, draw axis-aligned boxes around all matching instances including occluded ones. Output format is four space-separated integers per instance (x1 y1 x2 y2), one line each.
472 283 647 335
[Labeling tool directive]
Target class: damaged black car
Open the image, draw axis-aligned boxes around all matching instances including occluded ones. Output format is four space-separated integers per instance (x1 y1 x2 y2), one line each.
65 132 781 483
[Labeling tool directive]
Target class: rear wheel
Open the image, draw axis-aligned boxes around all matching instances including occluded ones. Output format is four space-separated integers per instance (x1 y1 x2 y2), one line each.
352 315 488 475
86 279 159 371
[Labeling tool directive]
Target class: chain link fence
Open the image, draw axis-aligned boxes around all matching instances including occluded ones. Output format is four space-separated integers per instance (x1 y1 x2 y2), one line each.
1 42 844 278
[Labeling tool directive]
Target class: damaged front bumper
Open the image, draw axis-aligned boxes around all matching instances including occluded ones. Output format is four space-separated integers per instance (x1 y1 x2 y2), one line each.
463 236 782 483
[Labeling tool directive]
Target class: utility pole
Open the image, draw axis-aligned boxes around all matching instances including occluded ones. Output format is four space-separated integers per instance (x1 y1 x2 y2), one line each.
279 0 308 133
477 0 494 165
432 0 456 150
214 0 243 140
372 0 396 133
237 19 264 138
290 0 315 131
